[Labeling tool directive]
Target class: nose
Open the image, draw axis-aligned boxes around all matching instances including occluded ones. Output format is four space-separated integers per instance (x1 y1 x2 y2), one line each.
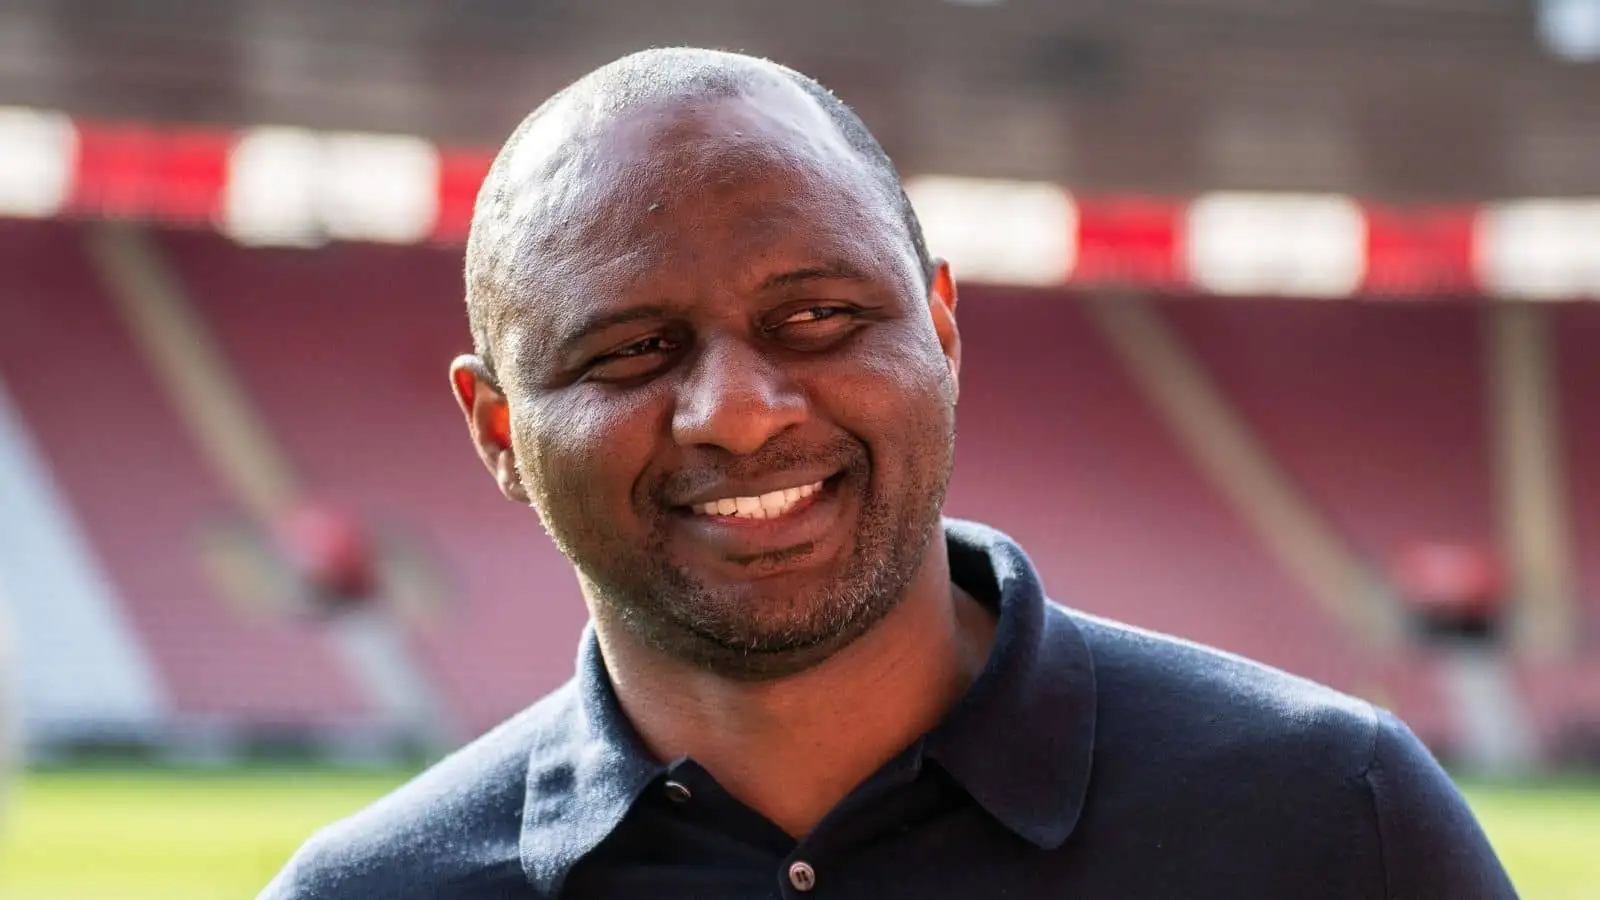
671 337 808 456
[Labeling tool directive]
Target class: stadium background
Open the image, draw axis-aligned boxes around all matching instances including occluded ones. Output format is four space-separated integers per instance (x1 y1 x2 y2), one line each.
1 0 1599 896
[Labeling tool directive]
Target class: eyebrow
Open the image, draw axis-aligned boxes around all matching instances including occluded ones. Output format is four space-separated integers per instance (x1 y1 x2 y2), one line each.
557 305 673 354
758 261 873 291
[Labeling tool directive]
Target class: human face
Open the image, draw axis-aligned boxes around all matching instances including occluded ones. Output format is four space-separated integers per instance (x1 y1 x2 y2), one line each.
457 86 961 679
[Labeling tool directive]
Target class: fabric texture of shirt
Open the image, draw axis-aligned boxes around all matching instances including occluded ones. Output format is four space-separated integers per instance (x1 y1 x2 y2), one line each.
262 518 1517 899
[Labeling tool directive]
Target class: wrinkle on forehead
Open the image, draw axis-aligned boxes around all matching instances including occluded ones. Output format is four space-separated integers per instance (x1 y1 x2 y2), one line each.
468 79 898 361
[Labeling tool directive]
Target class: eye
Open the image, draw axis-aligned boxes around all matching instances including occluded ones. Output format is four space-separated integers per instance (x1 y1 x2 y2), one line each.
611 336 674 358
783 306 849 325
771 305 863 347
587 335 681 382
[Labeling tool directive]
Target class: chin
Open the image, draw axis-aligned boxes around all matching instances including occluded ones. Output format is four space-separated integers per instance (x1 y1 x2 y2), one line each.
674 621 871 683
660 580 895 681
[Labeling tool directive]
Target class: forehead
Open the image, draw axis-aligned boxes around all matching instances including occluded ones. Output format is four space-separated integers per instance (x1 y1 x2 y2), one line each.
482 82 914 346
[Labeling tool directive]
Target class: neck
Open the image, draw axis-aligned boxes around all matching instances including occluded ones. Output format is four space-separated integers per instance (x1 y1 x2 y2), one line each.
594 540 996 838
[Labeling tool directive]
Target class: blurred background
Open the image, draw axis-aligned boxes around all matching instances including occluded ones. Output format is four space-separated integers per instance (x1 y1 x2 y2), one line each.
0 0 1598 896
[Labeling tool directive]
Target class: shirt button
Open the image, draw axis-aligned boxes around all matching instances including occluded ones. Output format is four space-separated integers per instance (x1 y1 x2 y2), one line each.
788 860 816 892
662 780 692 803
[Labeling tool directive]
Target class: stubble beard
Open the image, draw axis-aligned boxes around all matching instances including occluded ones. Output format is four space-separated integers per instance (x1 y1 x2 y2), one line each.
531 427 954 682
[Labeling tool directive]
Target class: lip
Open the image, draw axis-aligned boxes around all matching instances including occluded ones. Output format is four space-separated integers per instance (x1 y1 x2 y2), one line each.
669 467 845 510
671 473 852 563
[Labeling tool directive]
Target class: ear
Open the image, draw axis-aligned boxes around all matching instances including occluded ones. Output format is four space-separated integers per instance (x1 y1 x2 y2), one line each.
449 354 531 505
926 259 960 400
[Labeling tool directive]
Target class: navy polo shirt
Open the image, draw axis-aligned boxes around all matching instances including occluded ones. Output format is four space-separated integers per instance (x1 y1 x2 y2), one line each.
262 519 1516 899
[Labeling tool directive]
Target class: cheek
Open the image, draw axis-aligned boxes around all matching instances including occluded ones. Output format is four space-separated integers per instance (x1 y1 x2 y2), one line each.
810 327 954 455
515 389 665 517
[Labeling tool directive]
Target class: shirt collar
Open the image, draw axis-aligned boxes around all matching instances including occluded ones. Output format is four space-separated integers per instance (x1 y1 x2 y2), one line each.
924 518 1097 850
518 518 1098 893
520 629 665 897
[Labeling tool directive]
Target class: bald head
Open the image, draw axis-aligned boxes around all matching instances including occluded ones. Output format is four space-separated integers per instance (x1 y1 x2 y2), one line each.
463 48 933 377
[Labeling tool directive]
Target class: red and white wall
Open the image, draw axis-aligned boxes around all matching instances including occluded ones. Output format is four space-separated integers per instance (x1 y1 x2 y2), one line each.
2 105 1599 302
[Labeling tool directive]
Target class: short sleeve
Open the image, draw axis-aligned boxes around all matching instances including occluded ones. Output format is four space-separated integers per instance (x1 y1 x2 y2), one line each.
1363 708 1519 899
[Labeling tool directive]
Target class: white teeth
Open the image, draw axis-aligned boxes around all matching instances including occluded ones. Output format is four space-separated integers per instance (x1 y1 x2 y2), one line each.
692 480 826 519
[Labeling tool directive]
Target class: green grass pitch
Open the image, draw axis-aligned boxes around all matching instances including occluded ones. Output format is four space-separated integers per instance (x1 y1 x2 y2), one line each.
0 768 1596 898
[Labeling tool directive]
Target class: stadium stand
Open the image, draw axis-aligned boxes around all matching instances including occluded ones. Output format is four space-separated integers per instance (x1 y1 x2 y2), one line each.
0 216 1595 762
154 228 589 736
0 364 164 741
1555 303 1600 632
0 221 370 730
944 290 1368 692
1166 299 1497 567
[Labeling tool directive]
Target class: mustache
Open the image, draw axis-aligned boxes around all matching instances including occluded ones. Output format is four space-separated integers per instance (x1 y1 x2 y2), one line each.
652 434 866 504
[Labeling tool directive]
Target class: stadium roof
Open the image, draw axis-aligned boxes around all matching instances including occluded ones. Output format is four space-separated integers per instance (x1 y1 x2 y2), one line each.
2 0 1598 201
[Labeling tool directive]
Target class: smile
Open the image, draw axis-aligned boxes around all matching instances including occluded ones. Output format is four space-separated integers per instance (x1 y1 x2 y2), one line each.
689 480 825 520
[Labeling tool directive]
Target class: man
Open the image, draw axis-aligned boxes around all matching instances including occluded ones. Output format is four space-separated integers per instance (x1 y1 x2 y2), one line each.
264 48 1515 899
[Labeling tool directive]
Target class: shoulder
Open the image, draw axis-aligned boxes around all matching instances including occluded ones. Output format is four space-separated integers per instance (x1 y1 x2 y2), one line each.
1362 705 1518 895
259 684 580 900
1046 610 1514 892
1060 606 1381 780
1055 606 1394 886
